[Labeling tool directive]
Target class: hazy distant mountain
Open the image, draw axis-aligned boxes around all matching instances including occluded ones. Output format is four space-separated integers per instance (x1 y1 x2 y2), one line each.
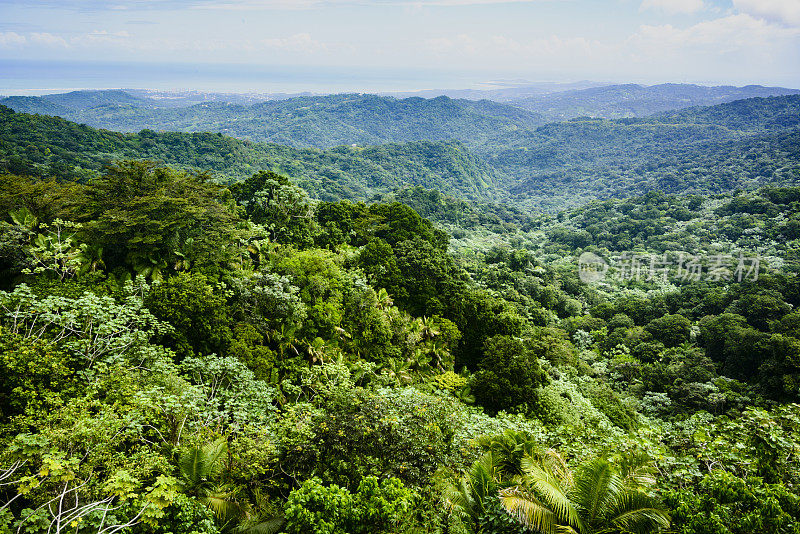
124 89 311 107
382 81 607 101
0 89 156 115
2 90 798 212
507 83 800 120
0 92 547 149
657 93 800 130
0 96 70 116
496 94 800 210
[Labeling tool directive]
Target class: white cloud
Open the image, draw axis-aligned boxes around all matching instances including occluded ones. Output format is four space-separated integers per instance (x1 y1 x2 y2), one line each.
0 32 27 47
625 13 800 84
631 13 798 52
640 0 704 15
8 28 333 57
407 0 556 5
193 0 321 9
30 32 68 46
734 0 800 27
423 34 478 54
421 32 610 70
0 30 133 49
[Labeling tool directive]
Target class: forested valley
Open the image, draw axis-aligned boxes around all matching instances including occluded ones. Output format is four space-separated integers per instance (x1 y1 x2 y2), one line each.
0 88 799 534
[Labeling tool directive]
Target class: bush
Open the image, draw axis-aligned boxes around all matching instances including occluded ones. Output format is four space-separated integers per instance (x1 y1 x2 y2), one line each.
284 476 415 534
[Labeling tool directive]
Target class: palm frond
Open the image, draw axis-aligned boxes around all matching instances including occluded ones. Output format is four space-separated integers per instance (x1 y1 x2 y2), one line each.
519 453 581 531
573 458 620 525
540 449 573 489
607 490 670 534
470 452 498 505
529 474 581 529
499 486 559 534
442 478 473 515
179 446 205 487
204 438 229 479
616 451 657 490
202 490 243 520
442 453 499 527
179 437 228 487
237 516 286 534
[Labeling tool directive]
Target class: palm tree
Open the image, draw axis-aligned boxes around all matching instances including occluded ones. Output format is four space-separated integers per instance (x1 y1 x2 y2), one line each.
76 243 105 274
454 383 476 405
426 338 453 371
375 288 394 311
442 453 499 532
179 438 243 525
269 324 299 360
301 336 344 365
382 357 413 385
476 430 539 478
500 452 669 534
8 207 38 229
417 316 440 342
132 253 168 281
408 346 433 373
234 489 285 534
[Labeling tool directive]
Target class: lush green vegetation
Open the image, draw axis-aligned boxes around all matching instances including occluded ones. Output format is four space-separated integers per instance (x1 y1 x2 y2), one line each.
0 105 504 202
0 93 545 149
1 150 799 533
1 87 799 533
0 90 155 116
3 92 799 212
497 95 800 210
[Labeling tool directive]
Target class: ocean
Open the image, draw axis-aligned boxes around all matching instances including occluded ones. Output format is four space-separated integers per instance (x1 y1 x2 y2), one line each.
0 59 485 96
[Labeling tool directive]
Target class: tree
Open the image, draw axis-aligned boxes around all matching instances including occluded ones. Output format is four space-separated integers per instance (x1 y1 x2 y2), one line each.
0 175 84 225
666 470 800 534
229 170 315 247
0 281 171 370
472 335 548 414
314 200 371 249
442 453 499 533
82 160 242 275
368 202 449 249
283 476 414 534
179 438 243 525
476 430 539 478
500 452 670 534
145 272 233 359
728 292 791 331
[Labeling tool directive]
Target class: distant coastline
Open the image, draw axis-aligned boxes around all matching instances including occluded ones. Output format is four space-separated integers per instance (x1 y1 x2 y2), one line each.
0 58 490 96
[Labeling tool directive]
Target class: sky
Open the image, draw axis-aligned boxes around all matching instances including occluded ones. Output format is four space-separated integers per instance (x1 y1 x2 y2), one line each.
0 0 799 93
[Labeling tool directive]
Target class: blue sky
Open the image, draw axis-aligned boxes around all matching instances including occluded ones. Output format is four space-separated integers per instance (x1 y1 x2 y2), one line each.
0 0 798 90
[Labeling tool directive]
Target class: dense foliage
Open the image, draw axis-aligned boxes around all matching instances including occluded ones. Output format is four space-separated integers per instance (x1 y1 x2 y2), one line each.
3 92 799 212
1 88 799 533
0 93 545 149
0 105 503 203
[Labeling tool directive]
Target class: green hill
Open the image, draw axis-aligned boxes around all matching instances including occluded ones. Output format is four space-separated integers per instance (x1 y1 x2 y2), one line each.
491 95 800 210
0 104 505 202
0 89 155 115
508 83 800 120
2 94 799 211
0 92 546 149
